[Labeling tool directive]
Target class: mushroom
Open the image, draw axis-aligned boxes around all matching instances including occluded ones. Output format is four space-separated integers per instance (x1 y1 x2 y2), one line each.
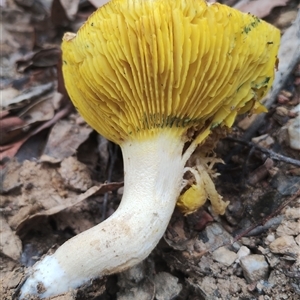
19 0 280 298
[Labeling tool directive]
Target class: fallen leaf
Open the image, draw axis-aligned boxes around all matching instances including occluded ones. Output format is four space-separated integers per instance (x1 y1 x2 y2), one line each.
16 48 61 73
2 8 34 54
1 87 20 106
0 116 26 145
18 94 55 125
2 82 54 110
234 0 289 18
0 105 72 164
0 110 10 119
0 138 27 164
41 119 93 163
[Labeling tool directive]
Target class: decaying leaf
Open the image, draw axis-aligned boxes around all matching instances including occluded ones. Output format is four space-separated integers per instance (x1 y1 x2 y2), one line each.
18 94 55 125
0 138 27 164
1 82 54 110
0 116 26 145
41 119 93 163
16 48 61 73
1 88 20 106
0 99 71 164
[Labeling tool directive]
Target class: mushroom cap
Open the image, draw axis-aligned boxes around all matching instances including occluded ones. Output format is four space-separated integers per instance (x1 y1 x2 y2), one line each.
62 0 280 145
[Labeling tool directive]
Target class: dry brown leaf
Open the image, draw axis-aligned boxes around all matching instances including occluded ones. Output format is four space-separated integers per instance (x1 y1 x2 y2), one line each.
1 88 20 106
0 116 26 145
41 119 93 163
1 82 54 110
16 48 61 73
18 94 55 125
1 9 34 54
234 0 289 18
0 138 27 164
0 105 72 164
0 110 10 119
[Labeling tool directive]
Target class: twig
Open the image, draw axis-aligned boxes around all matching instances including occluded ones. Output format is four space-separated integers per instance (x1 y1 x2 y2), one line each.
226 136 300 167
231 188 300 243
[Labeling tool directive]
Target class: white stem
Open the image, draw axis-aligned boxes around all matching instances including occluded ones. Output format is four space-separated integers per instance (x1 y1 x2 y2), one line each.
19 132 186 299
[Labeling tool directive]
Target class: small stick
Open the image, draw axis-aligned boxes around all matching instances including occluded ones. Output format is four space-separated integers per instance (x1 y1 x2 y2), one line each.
231 188 300 243
226 137 300 167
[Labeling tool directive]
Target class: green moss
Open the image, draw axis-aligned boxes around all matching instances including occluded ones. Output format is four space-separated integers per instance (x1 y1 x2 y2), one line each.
243 16 261 34
252 77 271 89
141 113 201 130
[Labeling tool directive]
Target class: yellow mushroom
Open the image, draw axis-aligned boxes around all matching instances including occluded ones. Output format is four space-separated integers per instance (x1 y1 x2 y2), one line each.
19 0 280 298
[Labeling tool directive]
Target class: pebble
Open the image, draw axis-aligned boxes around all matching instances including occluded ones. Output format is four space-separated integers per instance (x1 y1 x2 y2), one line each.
285 207 300 220
265 233 276 244
276 220 300 236
265 252 280 268
118 262 146 285
269 236 298 255
288 116 300 150
117 278 154 300
240 255 269 283
212 246 238 266
199 223 234 251
153 272 182 300
236 246 251 262
241 237 257 248
256 280 274 294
